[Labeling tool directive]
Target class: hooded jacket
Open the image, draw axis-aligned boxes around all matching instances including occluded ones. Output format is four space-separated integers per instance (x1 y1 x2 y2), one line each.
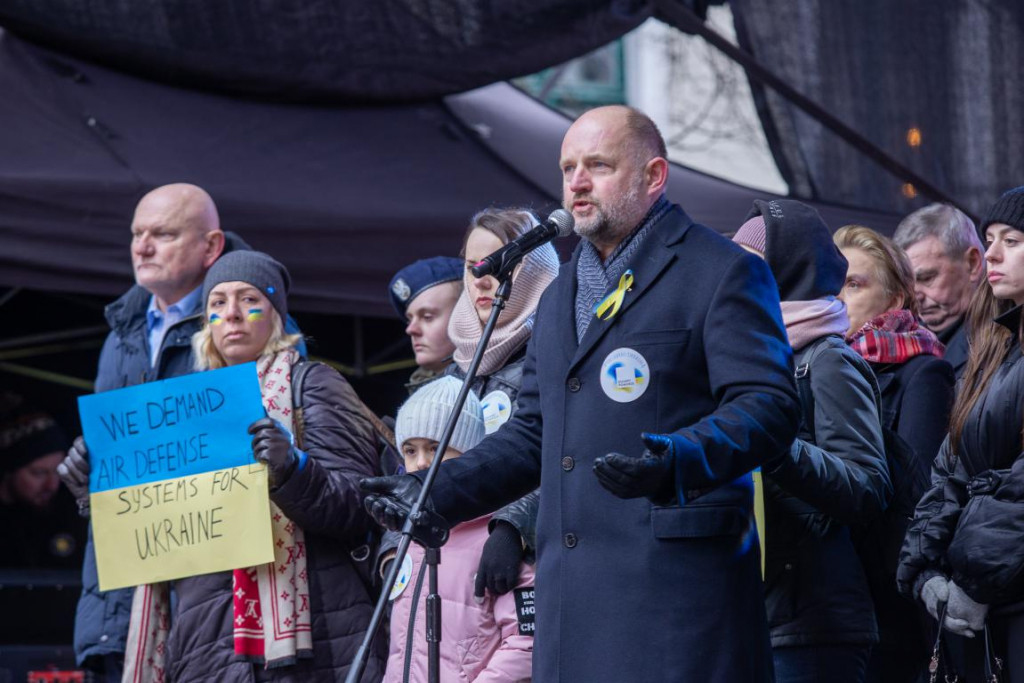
751 199 891 647
384 515 534 683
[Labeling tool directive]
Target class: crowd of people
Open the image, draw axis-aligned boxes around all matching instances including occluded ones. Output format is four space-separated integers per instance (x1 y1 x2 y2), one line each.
2 103 1021 682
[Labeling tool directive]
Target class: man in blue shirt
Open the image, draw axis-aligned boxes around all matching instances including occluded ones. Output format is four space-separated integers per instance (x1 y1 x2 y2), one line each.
57 183 232 680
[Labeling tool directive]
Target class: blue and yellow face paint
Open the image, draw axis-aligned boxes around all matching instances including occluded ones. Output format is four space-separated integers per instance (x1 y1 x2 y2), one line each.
209 313 223 326
246 308 265 322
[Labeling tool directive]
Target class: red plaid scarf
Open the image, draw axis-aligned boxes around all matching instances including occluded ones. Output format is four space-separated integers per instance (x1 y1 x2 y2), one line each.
847 309 945 363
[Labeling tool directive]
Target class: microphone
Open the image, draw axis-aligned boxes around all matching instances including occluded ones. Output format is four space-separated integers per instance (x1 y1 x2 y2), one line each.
470 209 574 278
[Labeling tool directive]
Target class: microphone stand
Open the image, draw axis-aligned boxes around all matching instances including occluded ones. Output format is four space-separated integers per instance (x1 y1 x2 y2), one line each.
347 264 517 683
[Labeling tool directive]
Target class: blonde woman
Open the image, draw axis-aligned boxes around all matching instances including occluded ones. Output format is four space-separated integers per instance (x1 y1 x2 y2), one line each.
124 251 385 682
834 225 953 683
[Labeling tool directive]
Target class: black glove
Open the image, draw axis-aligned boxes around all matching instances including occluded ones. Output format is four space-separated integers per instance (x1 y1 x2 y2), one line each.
593 432 676 504
57 436 92 514
361 475 450 548
475 521 525 600
248 418 299 486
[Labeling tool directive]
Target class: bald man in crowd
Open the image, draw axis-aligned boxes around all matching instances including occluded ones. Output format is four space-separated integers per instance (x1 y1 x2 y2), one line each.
58 184 244 680
363 106 799 681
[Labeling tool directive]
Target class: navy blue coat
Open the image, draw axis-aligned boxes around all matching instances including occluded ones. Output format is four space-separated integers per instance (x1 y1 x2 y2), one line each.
74 283 204 666
424 205 800 682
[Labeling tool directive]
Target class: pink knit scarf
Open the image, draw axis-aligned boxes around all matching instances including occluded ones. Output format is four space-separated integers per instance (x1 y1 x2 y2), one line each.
448 242 559 377
781 297 850 351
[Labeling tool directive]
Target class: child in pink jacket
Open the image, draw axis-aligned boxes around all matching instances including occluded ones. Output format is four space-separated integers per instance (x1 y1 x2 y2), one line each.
384 376 534 683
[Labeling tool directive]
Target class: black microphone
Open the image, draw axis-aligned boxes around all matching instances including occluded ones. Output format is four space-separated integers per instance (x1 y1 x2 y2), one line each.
470 209 574 278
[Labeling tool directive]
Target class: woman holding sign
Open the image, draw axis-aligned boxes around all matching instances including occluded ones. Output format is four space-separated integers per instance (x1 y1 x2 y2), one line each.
123 251 385 682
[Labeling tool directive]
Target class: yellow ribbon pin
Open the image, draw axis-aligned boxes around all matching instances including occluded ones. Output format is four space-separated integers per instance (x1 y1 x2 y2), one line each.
594 269 634 321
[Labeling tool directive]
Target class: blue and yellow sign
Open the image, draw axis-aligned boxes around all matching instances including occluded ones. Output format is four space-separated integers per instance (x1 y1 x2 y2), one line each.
79 363 273 591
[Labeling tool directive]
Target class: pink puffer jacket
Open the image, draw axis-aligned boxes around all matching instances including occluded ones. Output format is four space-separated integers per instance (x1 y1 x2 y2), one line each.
384 515 534 683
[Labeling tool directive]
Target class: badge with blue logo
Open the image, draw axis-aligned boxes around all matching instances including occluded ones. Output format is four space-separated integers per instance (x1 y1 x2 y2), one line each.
481 390 512 434
600 348 650 403
389 553 414 601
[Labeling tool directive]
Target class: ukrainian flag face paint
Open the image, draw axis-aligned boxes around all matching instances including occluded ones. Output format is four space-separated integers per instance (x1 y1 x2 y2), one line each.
205 281 276 366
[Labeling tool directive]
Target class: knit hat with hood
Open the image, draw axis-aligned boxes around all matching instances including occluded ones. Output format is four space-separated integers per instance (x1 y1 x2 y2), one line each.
737 199 847 302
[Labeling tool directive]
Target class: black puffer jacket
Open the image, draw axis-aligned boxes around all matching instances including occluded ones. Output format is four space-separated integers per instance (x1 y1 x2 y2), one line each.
445 351 539 555
164 361 386 682
764 335 891 647
898 306 1024 610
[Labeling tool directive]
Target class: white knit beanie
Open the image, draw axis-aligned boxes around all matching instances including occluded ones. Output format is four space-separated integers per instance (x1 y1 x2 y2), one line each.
394 376 485 455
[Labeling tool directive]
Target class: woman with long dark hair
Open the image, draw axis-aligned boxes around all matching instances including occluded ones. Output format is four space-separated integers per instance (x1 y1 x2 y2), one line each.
445 207 559 597
899 187 1024 682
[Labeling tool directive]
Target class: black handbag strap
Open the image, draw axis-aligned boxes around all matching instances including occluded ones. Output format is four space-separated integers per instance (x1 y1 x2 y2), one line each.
984 625 1004 682
928 601 1004 683
929 602 950 683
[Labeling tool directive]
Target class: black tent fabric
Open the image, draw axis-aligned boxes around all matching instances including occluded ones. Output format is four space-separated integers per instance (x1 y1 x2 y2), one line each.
730 0 1024 218
0 30 556 317
0 1 652 102
450 83 903 239
0 29 900 319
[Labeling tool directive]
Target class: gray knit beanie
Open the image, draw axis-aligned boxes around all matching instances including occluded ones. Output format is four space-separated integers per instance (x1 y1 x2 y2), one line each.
394 376 485 456
202 251 290 321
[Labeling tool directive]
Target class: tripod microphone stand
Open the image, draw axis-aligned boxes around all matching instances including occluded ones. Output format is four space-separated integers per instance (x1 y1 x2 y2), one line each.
347 265 518 683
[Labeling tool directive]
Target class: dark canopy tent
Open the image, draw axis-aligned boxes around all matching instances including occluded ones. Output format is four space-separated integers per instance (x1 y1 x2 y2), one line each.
0 29 899 320
729 0 1024 217
0 0 920 427
0 0 653 102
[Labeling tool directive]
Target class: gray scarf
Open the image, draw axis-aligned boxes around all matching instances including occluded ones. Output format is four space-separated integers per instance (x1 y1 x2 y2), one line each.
574 196 671 341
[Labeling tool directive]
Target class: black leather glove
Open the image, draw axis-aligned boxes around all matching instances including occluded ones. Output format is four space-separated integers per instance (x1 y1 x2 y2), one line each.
475 521 525 600
360 475 450 548
248 418 299 486
57 436 92 515
593 432 676 504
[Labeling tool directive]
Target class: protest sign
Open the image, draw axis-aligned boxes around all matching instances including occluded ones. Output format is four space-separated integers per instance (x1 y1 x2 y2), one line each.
79 362 273 591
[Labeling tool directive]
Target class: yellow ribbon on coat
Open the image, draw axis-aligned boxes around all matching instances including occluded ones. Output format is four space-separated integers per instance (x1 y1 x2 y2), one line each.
594 269 634 321
753 468 765 576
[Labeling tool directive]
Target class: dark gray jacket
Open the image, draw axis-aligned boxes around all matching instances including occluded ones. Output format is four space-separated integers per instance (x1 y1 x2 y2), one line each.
446 351 539 555
937 318 970 381
164 362 385 682
764 334 891 647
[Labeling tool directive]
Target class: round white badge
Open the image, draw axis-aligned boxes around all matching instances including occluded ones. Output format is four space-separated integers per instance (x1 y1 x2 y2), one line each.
481 390 513 434
389 553 414 601
600 347 651 403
